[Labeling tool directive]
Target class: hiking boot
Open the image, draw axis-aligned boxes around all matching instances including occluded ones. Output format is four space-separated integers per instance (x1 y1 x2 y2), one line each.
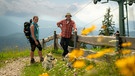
30 58 35 64
40 57 44 62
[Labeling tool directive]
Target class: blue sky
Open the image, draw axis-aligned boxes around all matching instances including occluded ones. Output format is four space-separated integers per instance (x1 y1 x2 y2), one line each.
0 0 135 36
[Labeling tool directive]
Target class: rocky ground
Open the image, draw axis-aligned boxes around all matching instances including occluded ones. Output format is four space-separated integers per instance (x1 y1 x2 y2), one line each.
0 57 40 76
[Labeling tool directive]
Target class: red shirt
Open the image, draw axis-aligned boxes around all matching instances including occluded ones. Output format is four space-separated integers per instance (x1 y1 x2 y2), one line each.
57 19 76 38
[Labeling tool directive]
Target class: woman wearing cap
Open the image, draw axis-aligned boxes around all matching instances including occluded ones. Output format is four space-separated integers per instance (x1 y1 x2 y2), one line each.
57 13 77 59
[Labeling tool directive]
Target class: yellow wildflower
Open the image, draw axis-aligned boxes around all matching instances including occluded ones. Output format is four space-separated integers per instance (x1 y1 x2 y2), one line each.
121 49 131 55
86 54 95 59
39 73 49 76
68 49 84 61
102 48 114 53
81 25 96 35
115 55 135 76
120 67 133 76
122 43 127 47
87 48 114 59
67 53 75 61
69 49 84 58
85 65 93 71
115 58 127 68
87 51 104 59
73 60 85 68
127 42 132 47
122 42 132 47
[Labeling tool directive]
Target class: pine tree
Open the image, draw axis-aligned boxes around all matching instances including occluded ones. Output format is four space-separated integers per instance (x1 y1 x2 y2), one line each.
99 8 115 36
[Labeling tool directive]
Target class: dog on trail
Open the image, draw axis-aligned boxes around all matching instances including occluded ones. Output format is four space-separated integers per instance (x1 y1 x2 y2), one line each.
42 53 57 70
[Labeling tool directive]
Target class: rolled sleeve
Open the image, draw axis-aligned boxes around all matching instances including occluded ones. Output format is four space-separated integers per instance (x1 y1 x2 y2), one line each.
57 20 63 27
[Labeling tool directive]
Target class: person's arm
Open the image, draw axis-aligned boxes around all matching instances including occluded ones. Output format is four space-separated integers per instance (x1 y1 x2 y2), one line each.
30 25 38 45
73 22 77 32
57 20 62 29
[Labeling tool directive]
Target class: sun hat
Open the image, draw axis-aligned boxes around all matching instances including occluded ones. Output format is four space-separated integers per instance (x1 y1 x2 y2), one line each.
65 13 72 17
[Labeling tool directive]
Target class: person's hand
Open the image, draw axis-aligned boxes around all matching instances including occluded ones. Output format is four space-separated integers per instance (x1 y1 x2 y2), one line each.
35 41 38 45
74 29 77 32
59 33 62 36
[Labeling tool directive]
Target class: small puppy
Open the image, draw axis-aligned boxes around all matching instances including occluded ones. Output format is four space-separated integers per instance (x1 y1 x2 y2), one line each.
42 53 57 70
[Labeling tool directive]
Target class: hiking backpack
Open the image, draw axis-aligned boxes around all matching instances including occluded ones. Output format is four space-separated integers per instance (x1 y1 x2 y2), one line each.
23 19 32 39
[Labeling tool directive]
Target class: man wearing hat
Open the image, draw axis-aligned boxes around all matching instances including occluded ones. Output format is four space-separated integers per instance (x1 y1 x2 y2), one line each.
57 13 77 59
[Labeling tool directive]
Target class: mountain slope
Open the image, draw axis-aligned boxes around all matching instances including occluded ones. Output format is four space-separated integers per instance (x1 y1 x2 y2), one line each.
0 17 23 36
0 33 29 51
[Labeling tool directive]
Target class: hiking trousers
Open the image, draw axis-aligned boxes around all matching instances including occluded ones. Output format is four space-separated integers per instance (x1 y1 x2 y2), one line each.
60 37 70 57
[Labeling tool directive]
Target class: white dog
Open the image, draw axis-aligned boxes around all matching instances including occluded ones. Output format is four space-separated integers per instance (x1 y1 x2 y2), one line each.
42 53 57 70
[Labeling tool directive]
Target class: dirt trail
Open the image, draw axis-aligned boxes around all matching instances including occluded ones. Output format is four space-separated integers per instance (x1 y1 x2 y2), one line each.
0 57 39 76
0 57 29 76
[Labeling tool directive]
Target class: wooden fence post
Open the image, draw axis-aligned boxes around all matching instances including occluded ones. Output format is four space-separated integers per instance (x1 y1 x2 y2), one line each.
74 31 77 49
54 31 58 50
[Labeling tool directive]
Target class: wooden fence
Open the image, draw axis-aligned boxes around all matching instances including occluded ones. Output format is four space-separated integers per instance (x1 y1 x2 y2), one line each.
40 31 135 51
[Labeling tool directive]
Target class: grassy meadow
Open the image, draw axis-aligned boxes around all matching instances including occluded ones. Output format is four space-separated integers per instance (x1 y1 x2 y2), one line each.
0 46 135 76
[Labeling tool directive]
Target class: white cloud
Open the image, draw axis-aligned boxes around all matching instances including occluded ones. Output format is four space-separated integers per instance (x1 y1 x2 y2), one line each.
0 0 81 19
0 0 135 28
0 0 8 15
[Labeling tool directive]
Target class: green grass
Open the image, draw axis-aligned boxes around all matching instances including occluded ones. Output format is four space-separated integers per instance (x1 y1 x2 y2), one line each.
0 47 122 76
88 61 120 76
21 48 66 76
22 48 86 76
22 57 85 76
22 63 45 76
0 48 30 59
22 48 120 76
0 48 30 67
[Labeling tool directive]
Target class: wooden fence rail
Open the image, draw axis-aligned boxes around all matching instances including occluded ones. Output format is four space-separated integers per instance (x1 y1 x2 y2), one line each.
40 31 61 50
40 31 135 51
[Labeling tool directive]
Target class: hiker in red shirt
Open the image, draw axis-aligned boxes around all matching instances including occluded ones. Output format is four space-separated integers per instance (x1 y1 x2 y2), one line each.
57 13 77 58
